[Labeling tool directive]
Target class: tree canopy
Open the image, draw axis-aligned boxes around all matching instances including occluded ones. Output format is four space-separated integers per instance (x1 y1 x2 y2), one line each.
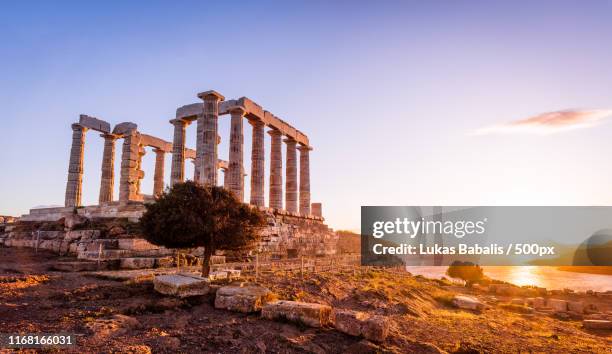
139 181 266 276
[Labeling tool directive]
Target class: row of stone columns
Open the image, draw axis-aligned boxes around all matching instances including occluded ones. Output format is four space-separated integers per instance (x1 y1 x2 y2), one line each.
172 92 312 215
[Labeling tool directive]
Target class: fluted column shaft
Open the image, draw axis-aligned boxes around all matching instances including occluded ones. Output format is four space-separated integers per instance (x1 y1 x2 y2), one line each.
285 138 298 213
65 124 87 207
153 148 165 197
119 131 143 203
268 129 283 209
222 167 229 189
249 119 265 207
170 119 187 185
298 145 312 215
228 109 245 201
197 91 224 185
99 133 117 204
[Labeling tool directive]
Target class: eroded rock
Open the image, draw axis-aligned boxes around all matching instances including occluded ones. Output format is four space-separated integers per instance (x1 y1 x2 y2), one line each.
153 274 210 298
214 284 273 313
262 300 332 327
332 309 389 342
452 295 484 311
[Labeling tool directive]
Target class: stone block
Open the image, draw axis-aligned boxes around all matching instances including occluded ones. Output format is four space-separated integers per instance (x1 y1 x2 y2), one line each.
526 297 546 309
79 114 111 133
153 274 210 298
261 300 332 328
547 299 568 312
214 284 273 313
209 271 228 281
452 295 484 311
117 238 159 251
583 320 612 330
511 298 525 306
568 301 584 313
332 309 389 342
120 257 155 269
53 261 100 272
112 122 138 136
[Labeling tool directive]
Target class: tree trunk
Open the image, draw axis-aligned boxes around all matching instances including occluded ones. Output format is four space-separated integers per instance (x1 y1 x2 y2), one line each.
201 246 213 277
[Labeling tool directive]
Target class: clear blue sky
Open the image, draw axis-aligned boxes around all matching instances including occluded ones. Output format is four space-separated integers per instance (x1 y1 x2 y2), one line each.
1 1 612 231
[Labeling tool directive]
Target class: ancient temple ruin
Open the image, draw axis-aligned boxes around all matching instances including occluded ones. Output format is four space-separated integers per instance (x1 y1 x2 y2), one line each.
15 90 335 260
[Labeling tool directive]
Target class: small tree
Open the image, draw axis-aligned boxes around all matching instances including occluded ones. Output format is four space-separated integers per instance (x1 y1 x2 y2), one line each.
139 181 266 277
446 261 485 285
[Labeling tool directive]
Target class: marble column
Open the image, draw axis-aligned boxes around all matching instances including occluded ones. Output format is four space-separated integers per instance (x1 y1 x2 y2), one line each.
268 129 283 209
170 119 188 185
65 124 87 207
249 119 265 207
221 167 229 189
298 144 312 215
197 91 224 185
119 131 143 203
98 133 117 204
284 138 298 213
192 159 199 182
153 148 165 197
228 108 245 201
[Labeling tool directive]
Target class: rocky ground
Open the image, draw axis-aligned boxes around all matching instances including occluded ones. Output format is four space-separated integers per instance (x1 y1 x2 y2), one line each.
1 247 611 353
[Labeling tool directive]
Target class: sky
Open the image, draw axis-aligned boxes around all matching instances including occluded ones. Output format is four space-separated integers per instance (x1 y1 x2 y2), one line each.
1 1 612 232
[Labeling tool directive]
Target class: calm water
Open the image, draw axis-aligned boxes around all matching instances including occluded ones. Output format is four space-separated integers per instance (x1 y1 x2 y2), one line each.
407 266 612 292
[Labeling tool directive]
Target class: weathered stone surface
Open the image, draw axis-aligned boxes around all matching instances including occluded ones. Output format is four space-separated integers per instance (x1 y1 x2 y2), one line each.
452 295 484 311
153 148 165 196
65 124 86 207
209 271 228 281
268 129 283 210
214 284 273 313
332 309 389 342
249 119 265 207
170 119 188 186
583 320 612 330
120 257 156 269
118 238 159 251
197 91 223 186
99 134 117 203
510 298 525 306
153 274 210 298
284 138 298 213
262 300 332 328
298 145 311 216
526 297 546 309
228 108 245 201
79 114 111 133
568 301 584 313
64 213 87 230
112 122 138 136
547 299 568 312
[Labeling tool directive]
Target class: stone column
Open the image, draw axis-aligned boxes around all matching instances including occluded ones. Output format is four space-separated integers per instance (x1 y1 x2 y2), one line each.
98 133 117 204
191 159 199 182
268 129 283 210
298 144 312 215
249 119 265 207
284 138 298 213
153 148 165 197
170 119 187 185
197 91 224 185
136 145 146 196
65 124 87 207
228 108 245 201
221 167 229 189
311 203 322 218
119 131 143 203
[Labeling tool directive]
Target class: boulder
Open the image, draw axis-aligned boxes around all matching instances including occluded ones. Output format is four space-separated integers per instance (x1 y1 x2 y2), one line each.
262 300 332 327
153 274 210 298
547 299 568 312
214 284 273 313
583 320 612 330
452 295 484 311
332 309 389 342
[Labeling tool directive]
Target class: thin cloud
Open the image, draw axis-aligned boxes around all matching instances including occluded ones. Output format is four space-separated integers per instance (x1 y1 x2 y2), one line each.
473 109 612 135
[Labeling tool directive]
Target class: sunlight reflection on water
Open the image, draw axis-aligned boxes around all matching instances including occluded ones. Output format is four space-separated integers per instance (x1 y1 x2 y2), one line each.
407 266 612 292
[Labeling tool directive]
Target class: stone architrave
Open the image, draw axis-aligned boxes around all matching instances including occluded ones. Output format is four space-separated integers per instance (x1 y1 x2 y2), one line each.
228 108 245 201
197 90 224 185
119 130 143 203
249 119 265 207
284 138 298 213
65 124 87 207
153 148 165 196
99 133 118 203
170 119 188 185
268 129 283 209
298 144 312 215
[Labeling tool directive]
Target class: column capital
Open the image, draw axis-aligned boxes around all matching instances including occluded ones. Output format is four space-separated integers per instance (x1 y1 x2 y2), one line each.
298 144 313 152
71 123 87 132
197 90 225 101
100 133 119 140
247 118 265 127
229 106 247 116
169 118 190 126
283 137 297 145
267 128 282 137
